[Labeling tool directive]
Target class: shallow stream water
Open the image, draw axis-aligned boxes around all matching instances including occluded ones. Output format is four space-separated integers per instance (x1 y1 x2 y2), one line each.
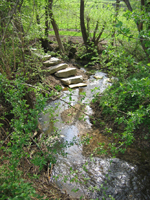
40 71 150 199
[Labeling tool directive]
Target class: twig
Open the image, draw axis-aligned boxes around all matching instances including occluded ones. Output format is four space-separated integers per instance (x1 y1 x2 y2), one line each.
0 132 12 148
0 0 20 46
24 166 32 177
117 109 127 115
0 126 7 137
30 136 44 156
23 83 95 119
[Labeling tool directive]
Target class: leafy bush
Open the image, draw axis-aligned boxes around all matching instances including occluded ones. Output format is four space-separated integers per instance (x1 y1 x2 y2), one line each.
0 74 48 199
96 62 150 153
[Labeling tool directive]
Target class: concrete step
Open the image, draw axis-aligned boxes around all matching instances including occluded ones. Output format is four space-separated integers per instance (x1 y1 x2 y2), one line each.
61 75 83 85
48 63 68 74
55 67 76 78
69 82 87 89
43 57 61 67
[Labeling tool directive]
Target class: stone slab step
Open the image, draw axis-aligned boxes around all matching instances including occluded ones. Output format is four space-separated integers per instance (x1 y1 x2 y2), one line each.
61 75 83 85
31 49 51 61
43 57 61 67
69 82 87 89
55 67 76 78
41 54 52 62
48 63 68 74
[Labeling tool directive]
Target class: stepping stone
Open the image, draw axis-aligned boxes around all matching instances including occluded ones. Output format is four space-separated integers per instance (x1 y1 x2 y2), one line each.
48 63 68 74
106 78 112 83
94 75 103 79
30 48 37 51
31 49 51 61
55 68 76 78
41 54 51 62
61 75 83 85
30 48 51 61
69 83 87 89
35 54 51 62
43 57 61 67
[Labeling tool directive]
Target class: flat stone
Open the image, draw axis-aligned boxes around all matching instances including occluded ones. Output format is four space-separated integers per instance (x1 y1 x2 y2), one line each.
61 75 83 85
43 57 61 66
48 63 68 74
106 78 112 83
106 77 118 83
69 83 87 89
30 48 37 51
55 68 76 78
94 75 103 79
41 54 51 62
34 53 51 61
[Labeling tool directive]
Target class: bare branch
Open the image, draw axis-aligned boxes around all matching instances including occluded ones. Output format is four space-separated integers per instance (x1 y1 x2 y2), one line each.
0 0 20 46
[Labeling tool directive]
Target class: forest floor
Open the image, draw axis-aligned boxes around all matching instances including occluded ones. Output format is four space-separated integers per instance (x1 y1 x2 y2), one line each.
0 37 90 200
1 36 150 200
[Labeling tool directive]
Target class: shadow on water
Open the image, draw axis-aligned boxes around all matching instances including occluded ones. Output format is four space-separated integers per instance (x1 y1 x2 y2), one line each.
39 72 150 199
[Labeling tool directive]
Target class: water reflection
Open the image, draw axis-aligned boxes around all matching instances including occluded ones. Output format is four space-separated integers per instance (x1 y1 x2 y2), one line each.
40 72 150 199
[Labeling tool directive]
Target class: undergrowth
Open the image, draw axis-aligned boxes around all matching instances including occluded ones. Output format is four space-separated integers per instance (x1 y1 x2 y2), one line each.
92 61 150 155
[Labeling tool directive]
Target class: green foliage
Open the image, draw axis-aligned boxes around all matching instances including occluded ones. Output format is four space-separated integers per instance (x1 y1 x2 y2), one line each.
0 0 150 199
0 174 40 200
0 74 53 199
96 62 150 153
55 84 62 92
101 45 137 78
76 40 100 66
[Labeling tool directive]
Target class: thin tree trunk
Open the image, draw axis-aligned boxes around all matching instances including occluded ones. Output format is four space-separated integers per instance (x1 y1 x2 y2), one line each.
95 25 105 46
123 0 132 11
92 21 99 43
80 0 88 46
111 0 120 46
12 0 25 68
45 2 49 38
123 0 150 61
48 0 64 53
36 2 52 52
13 0 24 36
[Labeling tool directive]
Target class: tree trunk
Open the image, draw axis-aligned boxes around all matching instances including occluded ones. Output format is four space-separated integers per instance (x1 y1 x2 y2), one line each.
45 2 49 38
111 0 120 45
123 0 150 61
80 0 88 46
36 2 52 53
123 0 132 11
13 0 24 37
48 0 64 54
12 0 25 67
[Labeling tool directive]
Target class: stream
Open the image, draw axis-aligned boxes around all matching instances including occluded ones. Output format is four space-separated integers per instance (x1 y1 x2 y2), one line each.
40 71 150 200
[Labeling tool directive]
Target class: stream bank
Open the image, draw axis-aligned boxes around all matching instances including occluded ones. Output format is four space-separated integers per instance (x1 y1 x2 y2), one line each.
40 71 150 199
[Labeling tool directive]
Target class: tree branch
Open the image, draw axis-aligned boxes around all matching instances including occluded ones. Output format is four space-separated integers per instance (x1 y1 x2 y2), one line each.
0 0 20 46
